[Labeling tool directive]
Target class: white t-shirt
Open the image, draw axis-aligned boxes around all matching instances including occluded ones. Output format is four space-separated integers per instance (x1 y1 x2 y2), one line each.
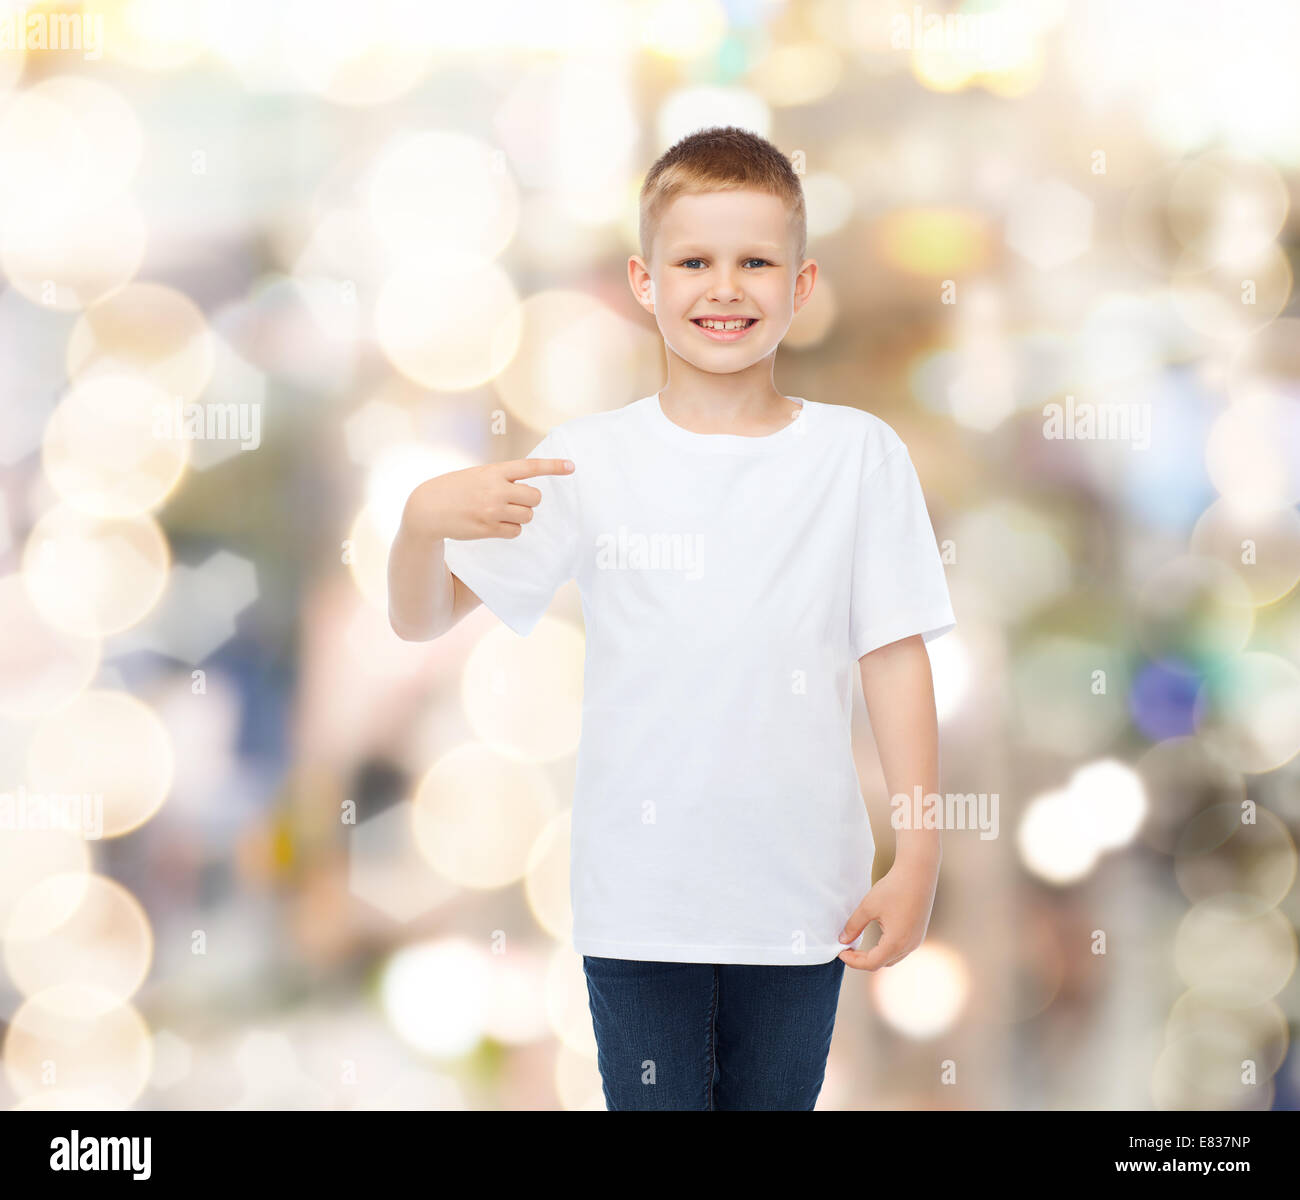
442 392 956 966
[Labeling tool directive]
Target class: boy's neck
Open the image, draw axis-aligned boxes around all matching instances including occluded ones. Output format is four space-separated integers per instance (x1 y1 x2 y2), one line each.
657 384 801 436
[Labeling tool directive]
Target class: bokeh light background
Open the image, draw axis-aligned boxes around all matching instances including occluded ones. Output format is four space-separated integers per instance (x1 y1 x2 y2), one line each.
1 0 1299 1110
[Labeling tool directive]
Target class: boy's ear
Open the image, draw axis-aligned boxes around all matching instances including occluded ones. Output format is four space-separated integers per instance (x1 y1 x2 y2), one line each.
627 256 655 313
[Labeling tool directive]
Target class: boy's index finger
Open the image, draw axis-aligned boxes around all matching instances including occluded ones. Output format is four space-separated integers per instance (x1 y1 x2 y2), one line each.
500 457 575 482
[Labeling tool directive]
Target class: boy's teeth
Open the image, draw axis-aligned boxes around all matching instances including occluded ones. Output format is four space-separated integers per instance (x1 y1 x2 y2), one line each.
698 318 752 330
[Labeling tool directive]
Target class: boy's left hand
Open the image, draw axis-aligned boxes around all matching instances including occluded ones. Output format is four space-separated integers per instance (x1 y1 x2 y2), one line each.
836 854 939 971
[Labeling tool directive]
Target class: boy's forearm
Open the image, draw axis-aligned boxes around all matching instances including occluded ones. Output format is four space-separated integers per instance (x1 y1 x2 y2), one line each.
387 498 454 641
858 635 942 869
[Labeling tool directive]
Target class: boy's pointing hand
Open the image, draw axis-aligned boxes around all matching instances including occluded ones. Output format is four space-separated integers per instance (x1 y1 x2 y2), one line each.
404 457 575 542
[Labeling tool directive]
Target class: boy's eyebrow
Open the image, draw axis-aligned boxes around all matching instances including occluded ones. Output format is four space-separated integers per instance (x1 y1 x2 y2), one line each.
665 242 785 255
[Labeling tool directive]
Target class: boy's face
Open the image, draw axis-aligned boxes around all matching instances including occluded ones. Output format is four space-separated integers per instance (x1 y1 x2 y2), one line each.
629 189 816 375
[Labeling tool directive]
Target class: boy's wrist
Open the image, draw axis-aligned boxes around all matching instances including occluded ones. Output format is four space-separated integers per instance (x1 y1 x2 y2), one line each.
893 829 942 871
401 482 449 542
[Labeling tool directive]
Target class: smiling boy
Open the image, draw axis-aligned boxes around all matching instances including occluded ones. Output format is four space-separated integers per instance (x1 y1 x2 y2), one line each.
388 126 957 1110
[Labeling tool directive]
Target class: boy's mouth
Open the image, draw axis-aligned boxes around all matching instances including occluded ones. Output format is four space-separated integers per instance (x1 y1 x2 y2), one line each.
690 317 759 342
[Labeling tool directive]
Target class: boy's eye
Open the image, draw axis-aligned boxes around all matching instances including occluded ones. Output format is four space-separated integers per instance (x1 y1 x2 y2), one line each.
679 258 773 269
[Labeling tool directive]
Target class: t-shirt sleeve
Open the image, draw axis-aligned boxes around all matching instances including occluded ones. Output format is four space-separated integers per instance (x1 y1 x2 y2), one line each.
441 429 580 637
849 440 956 659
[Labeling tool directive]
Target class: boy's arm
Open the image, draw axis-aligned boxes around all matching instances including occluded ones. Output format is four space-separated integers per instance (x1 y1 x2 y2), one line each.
837 632 942 969
387 456 574 642
387 502 482 641
857 632 941 869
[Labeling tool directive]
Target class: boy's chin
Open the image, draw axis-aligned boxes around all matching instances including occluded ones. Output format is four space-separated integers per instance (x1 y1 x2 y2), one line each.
664 345 769 372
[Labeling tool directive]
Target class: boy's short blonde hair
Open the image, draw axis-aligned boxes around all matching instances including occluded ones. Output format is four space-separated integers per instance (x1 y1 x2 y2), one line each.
638 125 807 266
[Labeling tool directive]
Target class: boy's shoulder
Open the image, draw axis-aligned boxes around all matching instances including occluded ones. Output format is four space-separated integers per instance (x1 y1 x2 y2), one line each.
814 401 907 468
815 400 901 439
540 398 644 449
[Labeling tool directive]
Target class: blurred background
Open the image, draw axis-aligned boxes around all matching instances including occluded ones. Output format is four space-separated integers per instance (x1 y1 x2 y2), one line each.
1 0 1298 1111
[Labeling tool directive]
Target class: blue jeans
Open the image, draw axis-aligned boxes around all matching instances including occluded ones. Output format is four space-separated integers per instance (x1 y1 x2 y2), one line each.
582 954 846 1110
